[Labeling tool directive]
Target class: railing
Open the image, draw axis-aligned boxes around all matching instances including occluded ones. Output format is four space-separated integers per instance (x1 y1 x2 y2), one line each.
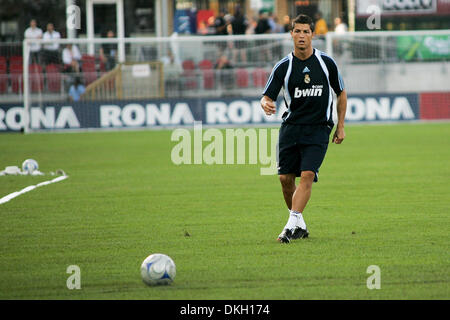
83 65 122 101
82 61 164 100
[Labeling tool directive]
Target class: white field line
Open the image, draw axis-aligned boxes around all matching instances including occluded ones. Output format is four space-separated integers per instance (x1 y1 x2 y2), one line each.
0 175 68 205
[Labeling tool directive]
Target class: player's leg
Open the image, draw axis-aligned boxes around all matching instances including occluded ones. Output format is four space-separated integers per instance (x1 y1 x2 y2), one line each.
290 143 328 239
288 170 314 239
277 123 300 210
277 154 300 243
279 173 296 210
291 170 315 214
276 123 303 243
277 173 298 243
277 149 301 243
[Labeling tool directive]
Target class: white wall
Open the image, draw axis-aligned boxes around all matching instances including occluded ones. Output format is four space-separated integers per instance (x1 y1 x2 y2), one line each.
339 61 450 94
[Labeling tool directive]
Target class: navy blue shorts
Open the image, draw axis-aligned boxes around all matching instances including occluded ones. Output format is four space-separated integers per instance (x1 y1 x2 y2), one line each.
277 123 332 182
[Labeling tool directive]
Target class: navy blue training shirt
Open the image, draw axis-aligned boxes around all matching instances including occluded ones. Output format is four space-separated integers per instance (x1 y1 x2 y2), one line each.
262 49 345 126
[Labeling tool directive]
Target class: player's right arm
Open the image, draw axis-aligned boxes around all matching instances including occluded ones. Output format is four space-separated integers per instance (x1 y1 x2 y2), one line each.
261 95 277 115
261 56 289 116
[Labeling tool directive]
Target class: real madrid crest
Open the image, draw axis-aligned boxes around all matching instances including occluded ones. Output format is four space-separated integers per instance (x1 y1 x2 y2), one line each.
304 74 310 84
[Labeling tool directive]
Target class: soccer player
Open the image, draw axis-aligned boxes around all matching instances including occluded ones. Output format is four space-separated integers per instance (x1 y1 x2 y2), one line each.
260 14 347 243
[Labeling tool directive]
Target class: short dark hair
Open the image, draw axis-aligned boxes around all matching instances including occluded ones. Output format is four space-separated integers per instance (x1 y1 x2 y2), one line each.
291 14 314 32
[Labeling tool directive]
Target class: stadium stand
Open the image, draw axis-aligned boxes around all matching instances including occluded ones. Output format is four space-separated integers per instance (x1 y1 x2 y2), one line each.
252 68 269 88
198 59 214 90
81 60 97 86
46 64 62 93
9 55 23 67
0 61 7 94
81 54 96 64
235 68 249 88
182 59 197 90
10 63 23 94
29 64 44 92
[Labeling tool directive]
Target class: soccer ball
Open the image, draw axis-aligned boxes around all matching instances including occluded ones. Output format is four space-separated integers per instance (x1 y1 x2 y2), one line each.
140 253 176 286
22 159 39 174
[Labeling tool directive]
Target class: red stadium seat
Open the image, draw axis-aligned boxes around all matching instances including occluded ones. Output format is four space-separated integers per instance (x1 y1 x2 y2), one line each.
198 59 213 70
0 56 6 68
10 63 23 94
29 63 44 92
202 69 215 89
0 65 7 94
99 60 106 74
81 54 96 64
82 62 97 86
9 55 23 67
46 64 62 93
252 68 269 88
198 59 214 89
181 59 197 89
81 54 97 77
182 59 195 70
235 68 249 88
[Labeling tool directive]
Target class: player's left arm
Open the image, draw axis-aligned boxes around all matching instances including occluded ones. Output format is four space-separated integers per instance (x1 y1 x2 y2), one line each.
333 89 347 144
323 54 347 144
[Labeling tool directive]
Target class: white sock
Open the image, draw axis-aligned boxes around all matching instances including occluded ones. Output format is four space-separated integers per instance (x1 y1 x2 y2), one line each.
290 210 307 230
283 211 298 231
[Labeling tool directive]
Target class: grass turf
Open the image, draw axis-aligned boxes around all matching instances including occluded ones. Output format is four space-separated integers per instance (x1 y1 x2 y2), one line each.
0 122 449 299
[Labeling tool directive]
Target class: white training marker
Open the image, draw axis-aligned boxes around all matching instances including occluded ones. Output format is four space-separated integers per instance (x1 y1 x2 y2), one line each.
0 175 69 205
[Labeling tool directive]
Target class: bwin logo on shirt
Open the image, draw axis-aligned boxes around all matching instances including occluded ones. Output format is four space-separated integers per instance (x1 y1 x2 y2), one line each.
294 86 323 98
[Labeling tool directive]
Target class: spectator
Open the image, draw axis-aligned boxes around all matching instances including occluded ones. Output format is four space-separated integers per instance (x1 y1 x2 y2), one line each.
231 7 248 35
270 15 284 58
255 10 272 62
226 23 233 36
268 12 283 33
214 9 228 52
42 23 61 65
62 43 81 73
334 17 348 34
68 76 85 102
160 49 181 71
246 16 257 35
272 16 284 33
215 54 232 69
314 12 328 37
333 17 348 55
255 10 271 34
214 9 228 35
282 15 291 32
231 7 248 63
99 30 117 71
268 12 276 33
207 16 216 34
24 19 43 64
161 50 182 96
224 13 233 27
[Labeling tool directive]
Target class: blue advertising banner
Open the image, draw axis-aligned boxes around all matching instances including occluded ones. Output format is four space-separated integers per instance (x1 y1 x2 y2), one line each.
0 94 420 132
174 9 197 34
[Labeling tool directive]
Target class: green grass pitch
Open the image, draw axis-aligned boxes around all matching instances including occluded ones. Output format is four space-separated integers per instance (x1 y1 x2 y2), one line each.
0 123 448 299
